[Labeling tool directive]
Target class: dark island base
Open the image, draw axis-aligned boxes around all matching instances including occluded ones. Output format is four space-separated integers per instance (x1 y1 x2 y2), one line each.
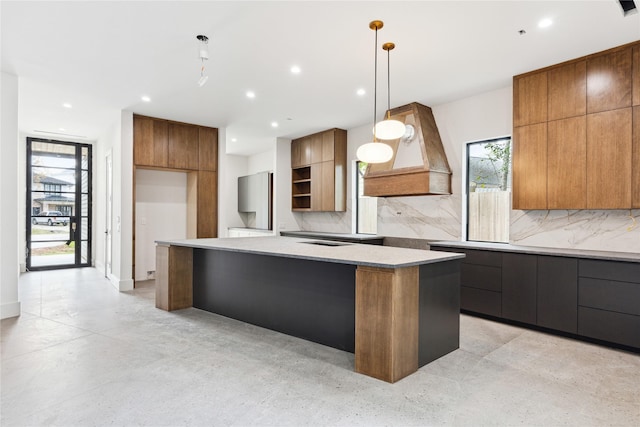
193 249 357 352
192 248 460 368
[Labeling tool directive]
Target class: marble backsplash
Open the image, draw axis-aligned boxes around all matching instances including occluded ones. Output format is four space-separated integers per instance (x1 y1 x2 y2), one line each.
377 195 463 241
296 194 639 255
510 209 639 253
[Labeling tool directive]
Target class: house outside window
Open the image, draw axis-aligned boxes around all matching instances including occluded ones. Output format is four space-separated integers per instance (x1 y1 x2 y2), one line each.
466 137 512 243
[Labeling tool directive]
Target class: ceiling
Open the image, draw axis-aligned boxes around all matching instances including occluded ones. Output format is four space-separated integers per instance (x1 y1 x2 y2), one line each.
2 1 639 156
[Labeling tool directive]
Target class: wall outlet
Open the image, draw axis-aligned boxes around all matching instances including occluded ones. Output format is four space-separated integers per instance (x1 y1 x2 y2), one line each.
279 223 286 230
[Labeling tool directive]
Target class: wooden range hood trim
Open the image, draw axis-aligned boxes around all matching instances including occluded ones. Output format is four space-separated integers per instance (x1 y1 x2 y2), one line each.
363 102 452 197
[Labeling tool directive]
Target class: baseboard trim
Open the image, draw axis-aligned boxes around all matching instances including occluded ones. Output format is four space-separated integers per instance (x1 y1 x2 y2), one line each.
107 273 134 292
1 301 21 319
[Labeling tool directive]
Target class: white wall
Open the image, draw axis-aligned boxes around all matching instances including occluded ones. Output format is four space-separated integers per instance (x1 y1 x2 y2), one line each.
135 169 187 281
1 71 21 319
217 129 248 236
248 149 274 174
105 111 134 291
274 138 298 233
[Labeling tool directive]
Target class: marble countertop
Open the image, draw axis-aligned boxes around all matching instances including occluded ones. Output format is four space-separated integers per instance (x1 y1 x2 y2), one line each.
156 236 464 268
429 240 640 263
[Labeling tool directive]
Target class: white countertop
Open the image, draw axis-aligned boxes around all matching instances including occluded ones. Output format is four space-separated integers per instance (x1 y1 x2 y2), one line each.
156 236 464 268
429 240 640 263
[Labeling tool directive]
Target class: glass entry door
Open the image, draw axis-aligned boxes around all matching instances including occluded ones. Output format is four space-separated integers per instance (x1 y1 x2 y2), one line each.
26 138 92 270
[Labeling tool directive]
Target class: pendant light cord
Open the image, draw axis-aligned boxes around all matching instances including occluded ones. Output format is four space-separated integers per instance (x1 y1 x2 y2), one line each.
373 25 378 142
386 48 391 119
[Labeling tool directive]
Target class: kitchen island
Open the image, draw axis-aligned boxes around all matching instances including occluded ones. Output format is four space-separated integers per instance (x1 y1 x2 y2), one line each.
155 236 464 383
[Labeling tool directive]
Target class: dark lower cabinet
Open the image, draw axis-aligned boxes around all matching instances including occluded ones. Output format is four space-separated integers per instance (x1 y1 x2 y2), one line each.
430 243 639 351
502 253 537 324
537 256 578 333
461 286 501 317
578 307 640 348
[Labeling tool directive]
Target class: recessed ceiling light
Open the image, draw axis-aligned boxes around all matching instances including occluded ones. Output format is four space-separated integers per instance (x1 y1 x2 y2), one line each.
141 95 151 102
290 65 301 74
59 128 66 131
356 88 366 96
231 138 237 142
246 91 256 99
538 18 553 28
271 121 279 128
62 103 72 109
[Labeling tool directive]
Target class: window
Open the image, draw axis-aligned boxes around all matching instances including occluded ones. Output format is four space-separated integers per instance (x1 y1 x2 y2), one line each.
466 137 512 243
44 183 62 194
355 161 377 234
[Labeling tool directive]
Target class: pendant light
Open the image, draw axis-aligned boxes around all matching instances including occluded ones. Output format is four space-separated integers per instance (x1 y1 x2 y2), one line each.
374 42 405 140
197 35 209 87
356 20 394 164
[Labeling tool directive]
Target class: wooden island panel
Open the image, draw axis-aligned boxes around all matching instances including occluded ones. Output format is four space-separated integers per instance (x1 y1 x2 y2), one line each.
355 266 419 383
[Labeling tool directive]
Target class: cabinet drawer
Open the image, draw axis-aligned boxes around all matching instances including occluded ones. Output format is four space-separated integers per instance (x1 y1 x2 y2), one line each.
461 286 502 317
578 307 640 348
579 277 640 315
579 260 640 283
462 249 502 267
461 264 501 292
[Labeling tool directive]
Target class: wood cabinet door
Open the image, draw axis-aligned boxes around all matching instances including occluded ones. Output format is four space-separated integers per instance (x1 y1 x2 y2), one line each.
633 46 640 106
321 161 335 211
310 163 323 211
512 123 547 209
548 61 586 121
134 116 168 167
168 123 199 170
586 108 632 209
633 106 640 208
322 130 335 162
548 116 586 209
502 253 537 324
134 116 154 166
513 72 547 127
587 47 632 114
197 171 217 238
310 133 324 164
198 127 218 171
291 138 311 168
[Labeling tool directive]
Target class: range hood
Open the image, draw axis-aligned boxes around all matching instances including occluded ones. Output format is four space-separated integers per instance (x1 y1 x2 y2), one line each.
363 102 452 197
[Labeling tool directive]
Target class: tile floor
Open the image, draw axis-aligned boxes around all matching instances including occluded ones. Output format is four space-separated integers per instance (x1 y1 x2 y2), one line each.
1 267 639 426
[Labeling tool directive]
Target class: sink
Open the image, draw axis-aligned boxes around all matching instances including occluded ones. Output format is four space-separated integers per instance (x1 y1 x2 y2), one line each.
299 240 352 247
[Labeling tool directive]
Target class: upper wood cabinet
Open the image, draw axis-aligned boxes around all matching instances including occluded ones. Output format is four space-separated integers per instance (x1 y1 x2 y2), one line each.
291 137 311 168
547 116 586 209
134 116 168 167
168 123 199 170
291 128 346 212
513 71 547 127
512 123 547 210
586 47 632 114
198 127 218 171
513 41 639 210
548 61 586 121
587 108 633 209
133 114 219 238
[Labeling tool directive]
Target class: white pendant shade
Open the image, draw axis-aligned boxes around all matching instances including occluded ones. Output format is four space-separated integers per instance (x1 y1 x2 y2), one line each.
357 142 394 164
374 119 406 140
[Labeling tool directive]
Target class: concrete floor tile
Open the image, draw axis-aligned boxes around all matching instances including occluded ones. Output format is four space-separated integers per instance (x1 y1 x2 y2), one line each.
3 268 639 427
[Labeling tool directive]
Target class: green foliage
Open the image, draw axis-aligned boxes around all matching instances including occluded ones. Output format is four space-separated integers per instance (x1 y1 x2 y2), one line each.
478 140 511 191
